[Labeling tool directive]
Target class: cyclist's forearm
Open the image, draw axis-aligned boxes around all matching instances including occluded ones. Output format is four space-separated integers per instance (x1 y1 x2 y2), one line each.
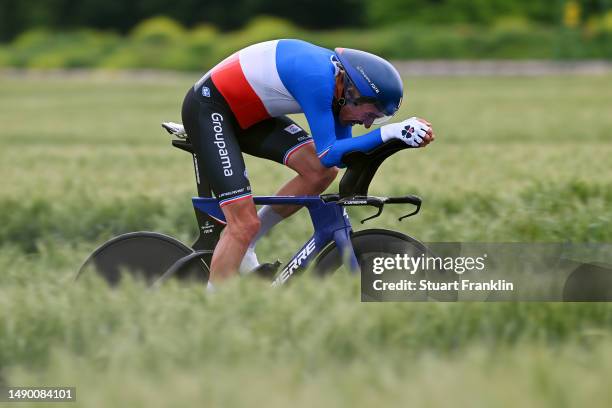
318 129 382 167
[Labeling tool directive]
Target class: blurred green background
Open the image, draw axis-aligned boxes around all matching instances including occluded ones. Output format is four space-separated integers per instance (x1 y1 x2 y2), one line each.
0 0 611 70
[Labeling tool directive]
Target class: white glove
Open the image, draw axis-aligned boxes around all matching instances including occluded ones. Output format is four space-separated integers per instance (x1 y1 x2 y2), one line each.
380 117 431 147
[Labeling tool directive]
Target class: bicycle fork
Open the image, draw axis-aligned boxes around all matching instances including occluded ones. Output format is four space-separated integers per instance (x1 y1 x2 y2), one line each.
332 228 360 273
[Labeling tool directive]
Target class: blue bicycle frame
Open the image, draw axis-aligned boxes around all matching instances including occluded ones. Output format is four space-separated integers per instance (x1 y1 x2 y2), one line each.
193 195 360 285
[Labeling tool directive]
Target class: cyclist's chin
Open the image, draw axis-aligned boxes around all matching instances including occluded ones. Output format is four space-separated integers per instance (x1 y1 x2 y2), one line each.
339 118 363 127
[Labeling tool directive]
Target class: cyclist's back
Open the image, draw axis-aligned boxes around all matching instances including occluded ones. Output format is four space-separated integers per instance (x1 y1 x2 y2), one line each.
195 39 335 130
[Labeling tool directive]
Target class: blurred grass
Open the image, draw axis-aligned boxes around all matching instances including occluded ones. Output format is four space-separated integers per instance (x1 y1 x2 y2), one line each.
0 72 611 406
0 74 610 254
1 253 612 407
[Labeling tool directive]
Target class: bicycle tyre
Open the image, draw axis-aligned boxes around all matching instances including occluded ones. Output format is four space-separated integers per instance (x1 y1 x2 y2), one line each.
77 231 209 286
313 229 457 301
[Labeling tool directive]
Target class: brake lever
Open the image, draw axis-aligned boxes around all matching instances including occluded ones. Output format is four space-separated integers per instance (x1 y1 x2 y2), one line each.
337 196 385 224
361 202 384 224
398 201 421 221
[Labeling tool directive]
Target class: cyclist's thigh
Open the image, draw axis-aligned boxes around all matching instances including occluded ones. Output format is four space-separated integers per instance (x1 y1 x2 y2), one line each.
236 116 313 166
181 87 252 207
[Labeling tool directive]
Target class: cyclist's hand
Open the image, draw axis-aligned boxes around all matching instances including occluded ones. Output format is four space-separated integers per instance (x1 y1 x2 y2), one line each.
417 118 435 146
381 117 433 147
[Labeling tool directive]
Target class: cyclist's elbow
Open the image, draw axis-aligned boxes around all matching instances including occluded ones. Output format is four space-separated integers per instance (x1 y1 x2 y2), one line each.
319 146 348 169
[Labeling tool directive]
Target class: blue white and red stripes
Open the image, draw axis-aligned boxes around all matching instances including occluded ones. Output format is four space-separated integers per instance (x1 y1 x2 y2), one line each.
210 40 300 129
283 139 314 165
219 192 253 207
317 146 331 159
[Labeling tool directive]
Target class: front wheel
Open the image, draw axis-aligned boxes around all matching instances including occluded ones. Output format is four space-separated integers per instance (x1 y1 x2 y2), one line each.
313 229 457 301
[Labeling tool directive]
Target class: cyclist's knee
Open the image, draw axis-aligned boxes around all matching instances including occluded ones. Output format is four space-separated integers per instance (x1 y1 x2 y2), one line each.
226 213 260 245
322 166 339 184
287 143 338 188
221 198 260 244
305 166 338 191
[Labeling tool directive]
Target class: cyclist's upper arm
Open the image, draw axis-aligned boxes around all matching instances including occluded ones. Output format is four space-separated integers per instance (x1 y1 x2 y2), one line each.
289 71 381 168
288 73 339 154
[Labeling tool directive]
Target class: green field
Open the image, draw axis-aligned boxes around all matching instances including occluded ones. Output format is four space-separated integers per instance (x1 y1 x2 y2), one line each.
1 72 611 406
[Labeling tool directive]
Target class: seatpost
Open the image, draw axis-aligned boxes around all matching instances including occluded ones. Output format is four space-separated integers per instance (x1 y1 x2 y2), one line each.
168 129 224 260
190 151 224 259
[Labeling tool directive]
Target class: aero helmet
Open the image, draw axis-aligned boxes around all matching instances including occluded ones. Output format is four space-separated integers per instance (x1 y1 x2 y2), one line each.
334 48 403 124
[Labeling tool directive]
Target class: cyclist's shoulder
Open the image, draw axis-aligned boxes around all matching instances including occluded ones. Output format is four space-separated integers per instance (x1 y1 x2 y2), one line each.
277 38 332 53
275 39 334 89
241 39 331 58
276 39 333 66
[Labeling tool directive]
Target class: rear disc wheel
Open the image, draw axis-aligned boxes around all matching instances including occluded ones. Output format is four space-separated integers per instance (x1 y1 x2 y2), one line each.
77 231 209 286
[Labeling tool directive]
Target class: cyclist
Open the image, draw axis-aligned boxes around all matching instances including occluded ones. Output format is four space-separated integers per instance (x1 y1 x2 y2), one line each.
180 39 435 287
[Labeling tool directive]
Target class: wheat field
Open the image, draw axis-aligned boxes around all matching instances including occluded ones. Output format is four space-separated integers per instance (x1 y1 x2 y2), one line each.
0 72 611 407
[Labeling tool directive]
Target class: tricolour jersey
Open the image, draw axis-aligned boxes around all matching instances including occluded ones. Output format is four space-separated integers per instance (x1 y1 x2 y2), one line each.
194 39 386 168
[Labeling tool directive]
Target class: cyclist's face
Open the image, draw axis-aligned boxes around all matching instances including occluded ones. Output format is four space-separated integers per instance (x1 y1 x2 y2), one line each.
338 102 385 129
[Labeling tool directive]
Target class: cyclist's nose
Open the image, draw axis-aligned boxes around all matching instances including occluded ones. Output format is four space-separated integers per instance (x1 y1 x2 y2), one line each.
363 116 374 128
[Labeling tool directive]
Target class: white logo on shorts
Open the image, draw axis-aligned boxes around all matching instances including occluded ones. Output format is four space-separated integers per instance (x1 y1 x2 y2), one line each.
284 124 302 134
202 86 211 97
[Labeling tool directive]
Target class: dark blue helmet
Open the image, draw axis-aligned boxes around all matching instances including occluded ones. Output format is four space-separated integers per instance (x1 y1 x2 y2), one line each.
334 47 403 124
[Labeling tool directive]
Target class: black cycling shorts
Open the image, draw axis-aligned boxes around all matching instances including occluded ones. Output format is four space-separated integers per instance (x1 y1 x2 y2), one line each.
181 77 313 207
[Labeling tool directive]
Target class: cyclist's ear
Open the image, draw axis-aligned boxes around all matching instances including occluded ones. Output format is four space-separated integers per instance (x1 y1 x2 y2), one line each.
343 76 363 99
334 71 346 100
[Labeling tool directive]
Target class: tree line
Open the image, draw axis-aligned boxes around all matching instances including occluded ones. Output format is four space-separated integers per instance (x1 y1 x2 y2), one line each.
1 0 609 41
